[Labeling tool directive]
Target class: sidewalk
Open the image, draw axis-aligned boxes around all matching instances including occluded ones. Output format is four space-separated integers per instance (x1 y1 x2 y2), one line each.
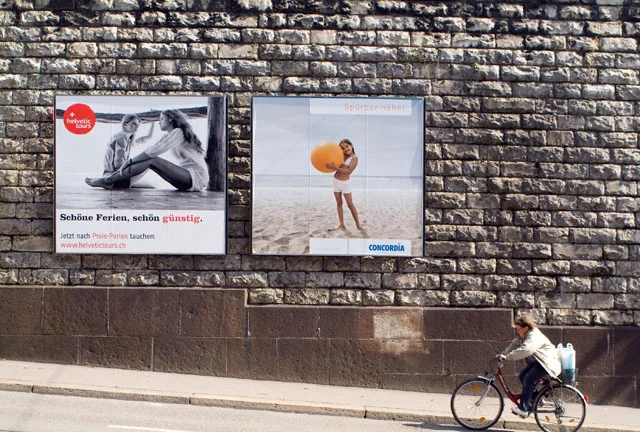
0 360 638 432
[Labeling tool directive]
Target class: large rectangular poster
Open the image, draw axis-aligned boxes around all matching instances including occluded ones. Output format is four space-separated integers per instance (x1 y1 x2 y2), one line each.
251 97 424 256
55 95 227 254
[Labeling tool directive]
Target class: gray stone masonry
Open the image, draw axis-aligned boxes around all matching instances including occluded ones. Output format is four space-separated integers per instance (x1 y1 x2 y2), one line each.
0 0 639 327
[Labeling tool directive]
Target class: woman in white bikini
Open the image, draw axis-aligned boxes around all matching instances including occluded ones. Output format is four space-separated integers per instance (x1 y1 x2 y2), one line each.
325 139 364 231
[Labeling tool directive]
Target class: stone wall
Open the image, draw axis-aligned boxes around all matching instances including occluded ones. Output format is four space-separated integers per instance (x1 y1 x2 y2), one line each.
0 0 639 407
1 291 638 406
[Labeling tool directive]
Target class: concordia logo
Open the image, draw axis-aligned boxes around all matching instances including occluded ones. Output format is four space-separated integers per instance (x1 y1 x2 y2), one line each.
368 242 405 252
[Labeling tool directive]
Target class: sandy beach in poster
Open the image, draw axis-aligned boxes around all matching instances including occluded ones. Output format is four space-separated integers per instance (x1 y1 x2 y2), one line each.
252 181 423 256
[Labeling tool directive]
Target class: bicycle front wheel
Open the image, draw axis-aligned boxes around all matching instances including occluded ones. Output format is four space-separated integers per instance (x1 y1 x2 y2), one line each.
533 383 587 432
451 378 504 430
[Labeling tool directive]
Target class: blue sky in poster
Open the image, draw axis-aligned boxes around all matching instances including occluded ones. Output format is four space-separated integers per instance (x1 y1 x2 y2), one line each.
252 97 424 178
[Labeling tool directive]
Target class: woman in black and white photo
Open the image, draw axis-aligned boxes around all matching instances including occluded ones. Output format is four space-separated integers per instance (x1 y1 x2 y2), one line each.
85 109 209 192
100 113 154 189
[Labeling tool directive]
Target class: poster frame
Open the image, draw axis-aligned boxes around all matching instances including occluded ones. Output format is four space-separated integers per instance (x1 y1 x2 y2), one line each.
53 94 229 255
250 95 426 257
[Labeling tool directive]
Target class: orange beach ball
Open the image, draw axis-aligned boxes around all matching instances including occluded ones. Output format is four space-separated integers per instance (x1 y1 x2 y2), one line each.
310 141 344 173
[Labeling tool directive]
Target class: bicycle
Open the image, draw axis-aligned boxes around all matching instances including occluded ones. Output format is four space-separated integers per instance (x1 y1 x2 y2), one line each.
450 358 587 431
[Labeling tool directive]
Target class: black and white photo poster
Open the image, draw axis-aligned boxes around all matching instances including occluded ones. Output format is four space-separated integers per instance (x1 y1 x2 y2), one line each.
55 95 227 254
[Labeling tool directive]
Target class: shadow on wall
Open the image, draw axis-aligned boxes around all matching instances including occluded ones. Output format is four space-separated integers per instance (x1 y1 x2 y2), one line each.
561 327 639 407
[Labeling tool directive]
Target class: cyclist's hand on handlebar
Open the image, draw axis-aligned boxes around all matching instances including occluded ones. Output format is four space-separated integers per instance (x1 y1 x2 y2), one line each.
496 354 506 362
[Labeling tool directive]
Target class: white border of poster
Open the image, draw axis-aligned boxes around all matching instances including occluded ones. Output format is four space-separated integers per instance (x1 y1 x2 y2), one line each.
251 96 424 257
54 95 227 255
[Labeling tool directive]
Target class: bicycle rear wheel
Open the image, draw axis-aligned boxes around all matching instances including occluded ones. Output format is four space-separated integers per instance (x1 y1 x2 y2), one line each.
451 378 504 430
533 383 586 432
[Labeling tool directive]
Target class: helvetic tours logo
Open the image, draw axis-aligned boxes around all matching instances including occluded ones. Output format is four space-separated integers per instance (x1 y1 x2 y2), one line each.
63 103 96 134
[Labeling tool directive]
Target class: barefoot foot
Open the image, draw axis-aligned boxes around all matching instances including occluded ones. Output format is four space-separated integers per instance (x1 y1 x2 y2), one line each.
85 177 113 189
328 225 346 232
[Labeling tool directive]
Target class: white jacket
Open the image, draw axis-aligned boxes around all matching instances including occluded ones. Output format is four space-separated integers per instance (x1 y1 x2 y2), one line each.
502 327 561 378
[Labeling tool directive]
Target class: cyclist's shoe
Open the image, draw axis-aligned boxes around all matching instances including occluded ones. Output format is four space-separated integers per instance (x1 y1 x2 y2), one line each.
511 406 529 418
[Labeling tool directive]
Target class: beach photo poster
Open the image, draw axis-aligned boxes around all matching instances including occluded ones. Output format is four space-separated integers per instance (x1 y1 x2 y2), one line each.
54 95 227 255
251 96 424 256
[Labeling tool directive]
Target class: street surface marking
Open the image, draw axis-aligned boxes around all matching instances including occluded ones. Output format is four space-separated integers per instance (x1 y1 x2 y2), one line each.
108 426 192 432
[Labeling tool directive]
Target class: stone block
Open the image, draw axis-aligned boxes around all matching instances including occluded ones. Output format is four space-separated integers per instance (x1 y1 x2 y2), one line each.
285 256 323 272
127 271 159 287
382 339 443 375
83 255 113 269
159 271 220 287
153 337 226 376
43 288 107 335
109 289 180 336
498 292 535 308
519 276 556 292
226 271 268 288
284 288 329 305
0 252 40 269
614 327 640 377
536 292 576 308
227 338 278 380
318 307 372 339
328 339 383 388
381 273 418 289
444 341 503 375
180 289 245 337
79 336 151 370
593 310 633 326
577 376 635 407
540 326 562 348
277 338 330 384
0 287 42 334
31 269 68 285
548 309 591 325
451 290 497 306
305 272 343 288
442 274 482 291
329 289 362 305
248 288 283 304
247 306 318 338
396 290 450 306
0 269 18 284
324 256 361 272
95 271 127 286
0 335 77 364
423 308 513 340
360 257 396 273
372 309 422 339
268 272 305 288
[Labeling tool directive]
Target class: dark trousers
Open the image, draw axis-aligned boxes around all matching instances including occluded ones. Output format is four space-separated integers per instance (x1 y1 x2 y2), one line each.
519 361 547 411
102 171 130 189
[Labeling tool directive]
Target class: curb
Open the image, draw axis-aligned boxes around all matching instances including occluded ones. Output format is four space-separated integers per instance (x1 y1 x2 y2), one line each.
190 394 365 418
1 380 639 432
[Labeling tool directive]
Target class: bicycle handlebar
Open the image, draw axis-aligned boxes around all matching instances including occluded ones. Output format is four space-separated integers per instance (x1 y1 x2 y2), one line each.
491 356 504 370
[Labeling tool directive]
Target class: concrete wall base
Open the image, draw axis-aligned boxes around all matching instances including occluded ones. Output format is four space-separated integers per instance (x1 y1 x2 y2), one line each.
0 287 637 407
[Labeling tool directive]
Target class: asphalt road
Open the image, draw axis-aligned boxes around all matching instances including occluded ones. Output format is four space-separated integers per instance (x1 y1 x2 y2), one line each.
0 390 522 432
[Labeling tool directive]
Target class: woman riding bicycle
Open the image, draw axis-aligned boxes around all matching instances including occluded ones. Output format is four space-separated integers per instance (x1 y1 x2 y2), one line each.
497 314 561 419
